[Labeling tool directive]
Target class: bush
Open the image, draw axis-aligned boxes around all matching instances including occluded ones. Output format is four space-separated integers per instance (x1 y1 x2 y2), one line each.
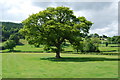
81 38 100 52
3 40 16 51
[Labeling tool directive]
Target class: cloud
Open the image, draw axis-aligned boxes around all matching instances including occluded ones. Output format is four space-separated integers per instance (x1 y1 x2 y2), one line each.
88 2 118 36
90 21 118 36
32 2 112 11
1 0 43 23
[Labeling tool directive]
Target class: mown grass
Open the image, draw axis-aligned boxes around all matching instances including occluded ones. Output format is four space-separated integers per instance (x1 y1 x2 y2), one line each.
99 44 119 53
2 53 119 78
99 47 118 53
99 43 119 47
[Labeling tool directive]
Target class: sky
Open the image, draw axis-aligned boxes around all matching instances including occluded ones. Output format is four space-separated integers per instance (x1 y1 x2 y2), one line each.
0 0 119 37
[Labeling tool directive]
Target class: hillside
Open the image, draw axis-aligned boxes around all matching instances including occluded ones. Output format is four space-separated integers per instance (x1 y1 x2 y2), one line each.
0 22 23 30
0 21 23 42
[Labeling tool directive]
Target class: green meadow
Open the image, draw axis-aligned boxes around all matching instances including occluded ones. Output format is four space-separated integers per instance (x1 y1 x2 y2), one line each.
2 53 118 78
1 40 119 78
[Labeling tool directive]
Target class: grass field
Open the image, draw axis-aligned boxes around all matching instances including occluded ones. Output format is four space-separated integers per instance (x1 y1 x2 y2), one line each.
2 53 119 78
2 43 119 54
1 40 119 78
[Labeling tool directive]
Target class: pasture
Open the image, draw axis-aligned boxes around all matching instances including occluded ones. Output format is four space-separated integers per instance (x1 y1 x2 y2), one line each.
1 40 119 78
2 53 118 78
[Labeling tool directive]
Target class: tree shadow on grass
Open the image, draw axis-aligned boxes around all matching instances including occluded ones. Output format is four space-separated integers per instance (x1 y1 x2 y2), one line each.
40 57 120 62
101 50 117 52
2 50 44 53
1 50 22 53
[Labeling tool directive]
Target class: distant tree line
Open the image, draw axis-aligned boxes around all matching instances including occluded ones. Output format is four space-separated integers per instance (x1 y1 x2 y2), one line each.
86 33 120 44
0 22 23 51
107 36 120 44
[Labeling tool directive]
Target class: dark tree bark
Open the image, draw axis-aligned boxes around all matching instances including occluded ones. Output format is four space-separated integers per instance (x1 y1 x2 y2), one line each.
55 44 61 58
55 38 65 58
55 51 61 58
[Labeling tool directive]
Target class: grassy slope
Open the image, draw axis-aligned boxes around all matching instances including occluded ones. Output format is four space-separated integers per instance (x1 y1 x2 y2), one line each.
2 53 118 78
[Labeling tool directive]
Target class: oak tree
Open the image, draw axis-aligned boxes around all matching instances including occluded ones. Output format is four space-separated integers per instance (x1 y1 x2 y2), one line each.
20 6 93 58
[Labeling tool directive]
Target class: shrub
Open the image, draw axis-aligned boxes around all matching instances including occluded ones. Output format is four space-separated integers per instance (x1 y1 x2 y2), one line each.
3 40 16 51
82 38 100 52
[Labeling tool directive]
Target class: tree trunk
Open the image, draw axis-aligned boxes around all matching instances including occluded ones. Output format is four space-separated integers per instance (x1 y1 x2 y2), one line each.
55 44 61 58
55 51 61 58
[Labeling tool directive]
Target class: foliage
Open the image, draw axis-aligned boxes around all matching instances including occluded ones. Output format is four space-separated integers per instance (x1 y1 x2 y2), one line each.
72 39 83 53
116 36 120 43
20 6 93 58
82 38 100 52
1 22 23 42
107 36 120 44
112 36 120 43
9 33 20 44
102 35 108 38
1 22 23 30
73 37 100 53
91 37 101 46
1 26 10 41
87 33 99 38
3 40 16 51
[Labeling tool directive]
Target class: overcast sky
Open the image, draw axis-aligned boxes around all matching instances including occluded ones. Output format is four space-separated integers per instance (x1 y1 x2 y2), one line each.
0 0 119 37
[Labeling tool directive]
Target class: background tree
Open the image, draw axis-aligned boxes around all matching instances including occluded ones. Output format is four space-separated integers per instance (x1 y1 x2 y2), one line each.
72 37 83 53
9 33 20 44
82 38 100 52
102 35 108 38
107 37 112 43
86 33 99 38
20 6 93 58
107 36 120 44
94 33 99 38
112 36 120 44
2 26 10 41
116 36 120 43
1 22 23 42
3 40 16 51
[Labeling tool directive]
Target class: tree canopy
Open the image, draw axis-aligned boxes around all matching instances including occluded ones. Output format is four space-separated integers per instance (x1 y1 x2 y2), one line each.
20 6 93 58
